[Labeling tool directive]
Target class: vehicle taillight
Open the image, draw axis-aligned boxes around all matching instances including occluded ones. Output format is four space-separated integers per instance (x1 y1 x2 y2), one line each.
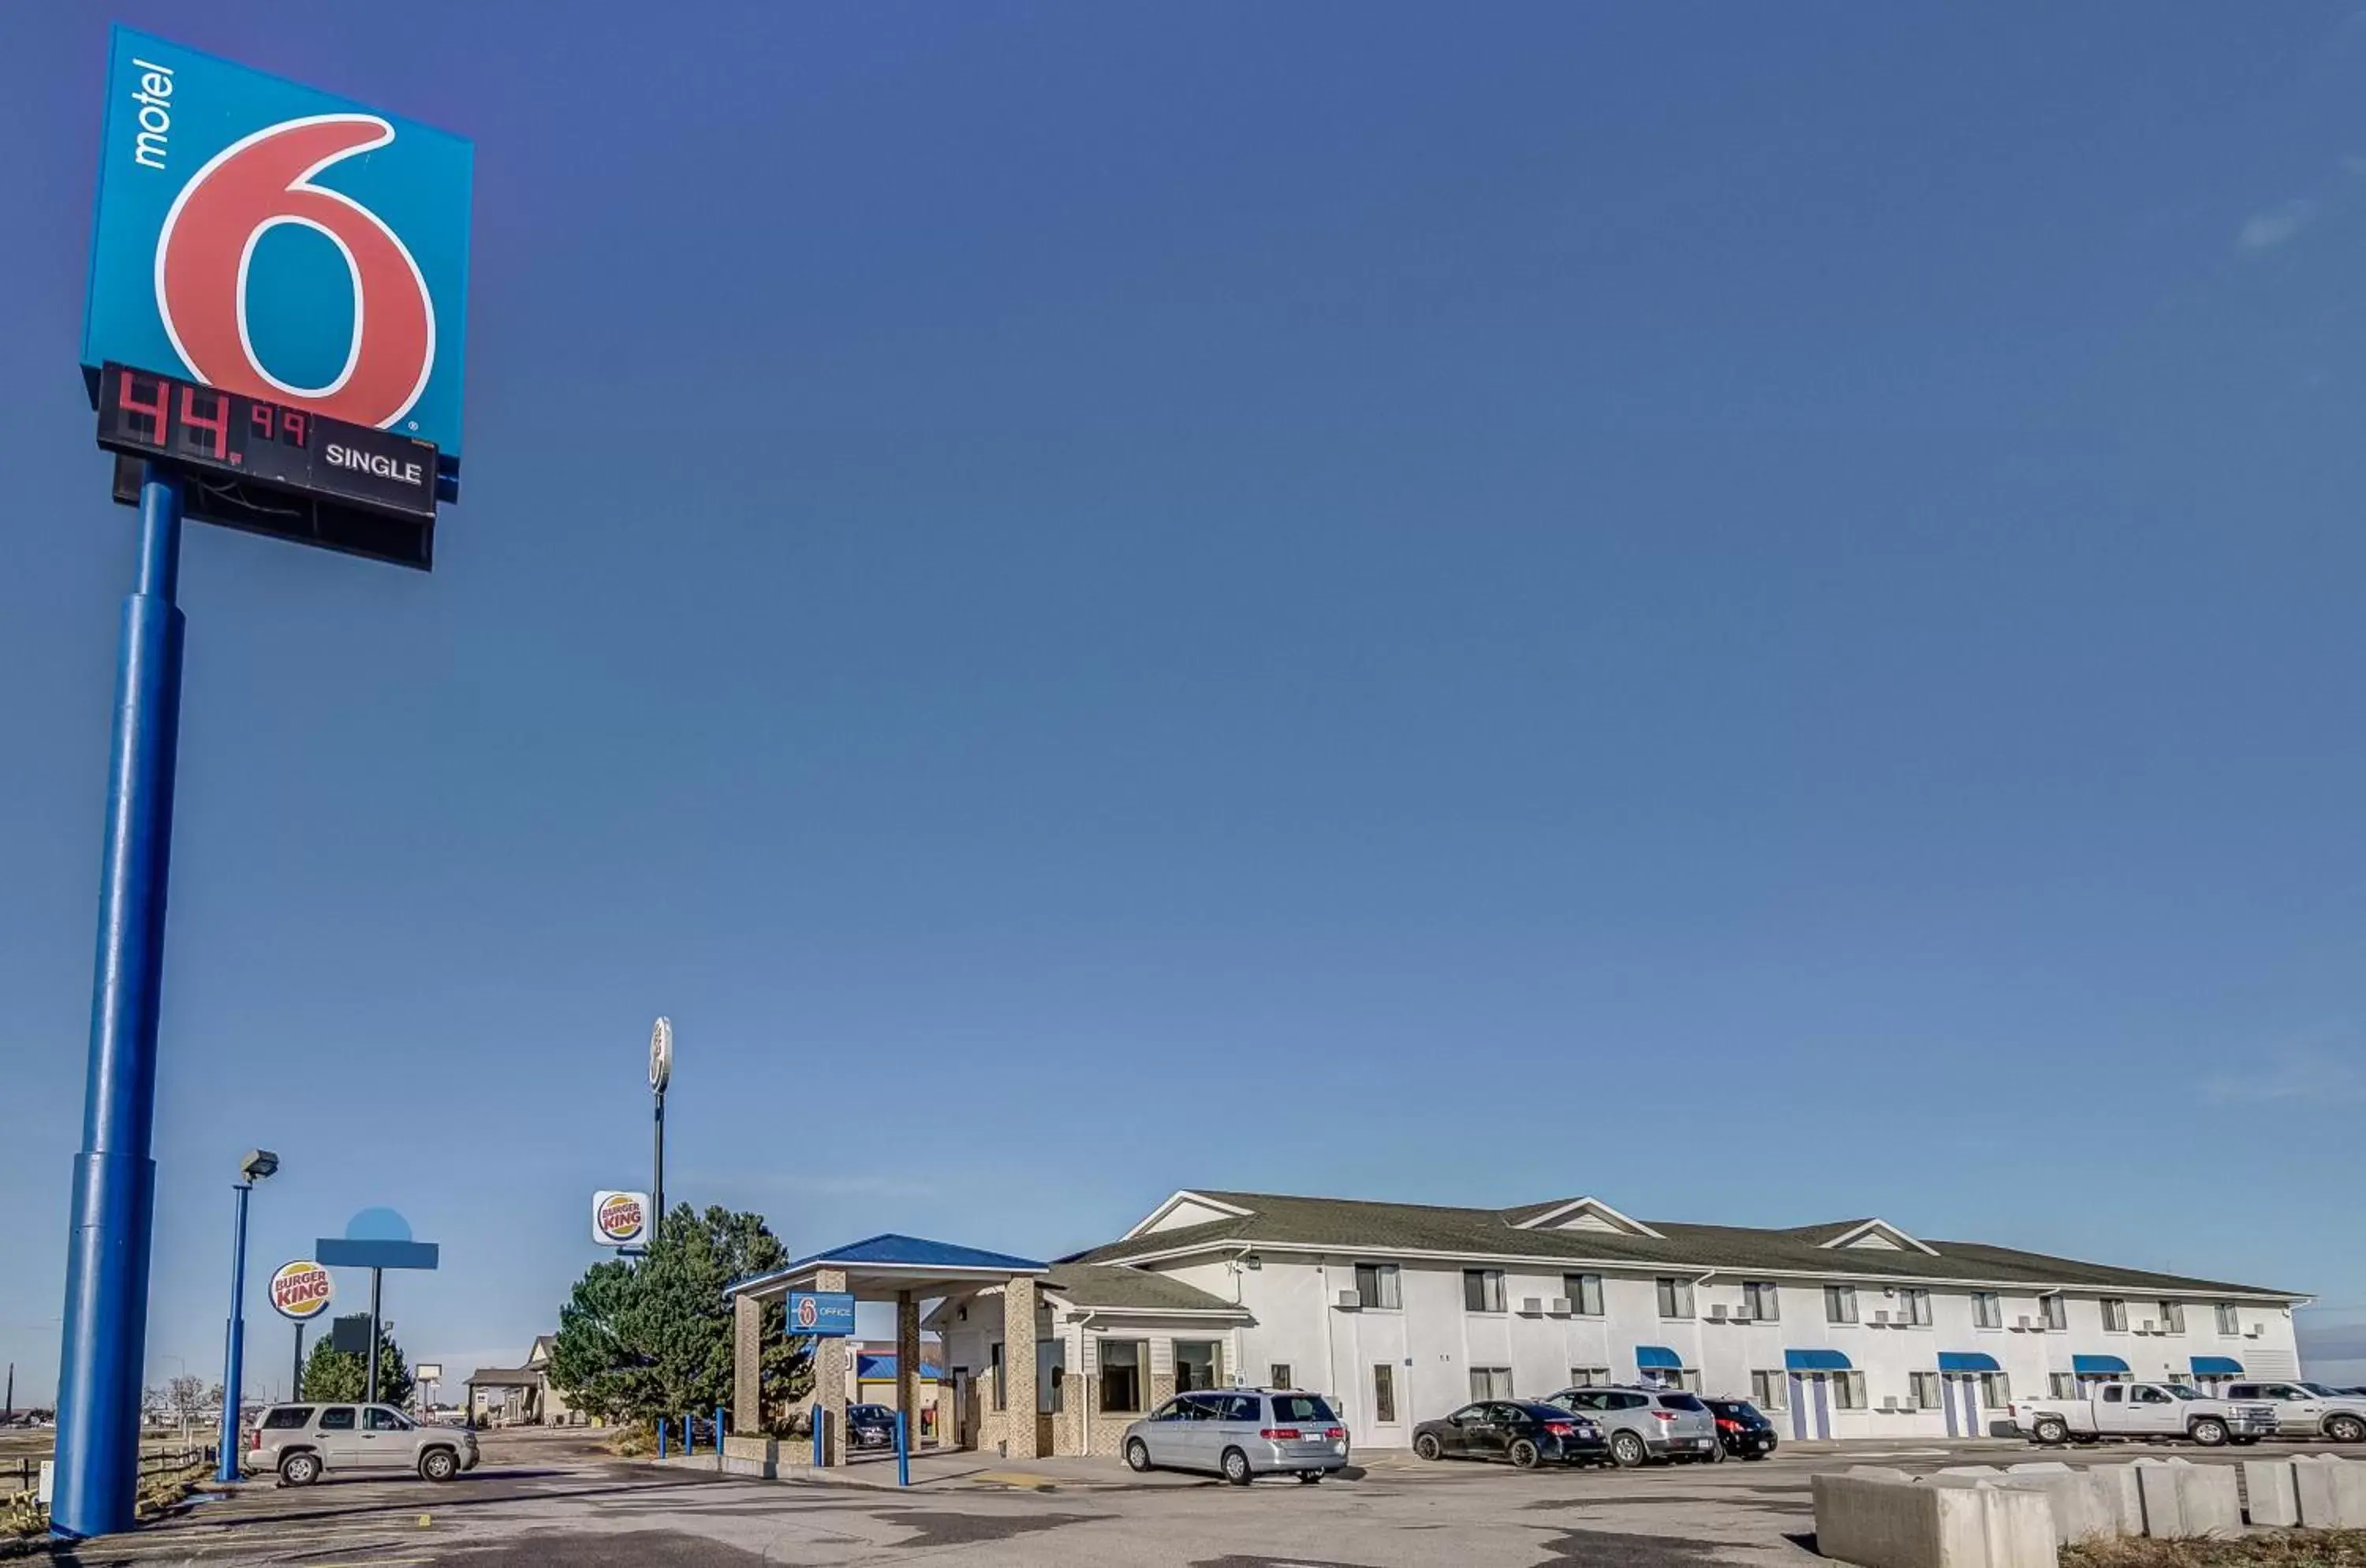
1324 1427 1345 1441
1715 1417 1740 1432
248 1430 261 1449
1544 1421 1577 1437
1260 1427 1302 1441
1648 1410 1677 1422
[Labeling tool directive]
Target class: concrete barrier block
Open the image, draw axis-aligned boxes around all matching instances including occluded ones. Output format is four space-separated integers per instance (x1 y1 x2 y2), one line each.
2295 1454 2366 1529
2181 1463 2241 1540
720 1434 777 1480
1993 1466 2092 1544
2086 1465 2141 1538
1849 1465 1916 1483
1981 1486 2058 1566
1812 1474 2056 1568
2136 1461 2185 1538
2242 1458 2298 1528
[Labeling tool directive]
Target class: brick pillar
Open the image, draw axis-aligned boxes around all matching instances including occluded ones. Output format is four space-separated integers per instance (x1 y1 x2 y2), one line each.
897 1291 923 1449
1003 1278 1039 1459
815 1267 849 1466
733 1292 762 1433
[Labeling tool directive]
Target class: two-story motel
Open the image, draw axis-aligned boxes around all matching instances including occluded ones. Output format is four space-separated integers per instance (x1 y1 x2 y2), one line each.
927 1189 2308 1458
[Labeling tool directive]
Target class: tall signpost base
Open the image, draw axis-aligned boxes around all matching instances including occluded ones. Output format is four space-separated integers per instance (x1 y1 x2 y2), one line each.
52 464 186 1540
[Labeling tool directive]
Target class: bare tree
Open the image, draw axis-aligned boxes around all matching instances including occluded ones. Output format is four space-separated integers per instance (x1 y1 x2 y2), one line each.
165 1373 209 1436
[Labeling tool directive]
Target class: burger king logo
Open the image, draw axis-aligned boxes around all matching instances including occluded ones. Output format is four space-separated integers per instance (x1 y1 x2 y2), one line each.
269 1260 334 1320
594 1190 647 1246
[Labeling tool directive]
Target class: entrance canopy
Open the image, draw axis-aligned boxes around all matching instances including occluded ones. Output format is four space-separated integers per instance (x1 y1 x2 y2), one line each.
1937 1352 2000 1374
724 1233 1047 1303
2073 1354 2130 1376
2191 1356 2243 1377
1636 1346 1682 1370
1784 1349 1852 1372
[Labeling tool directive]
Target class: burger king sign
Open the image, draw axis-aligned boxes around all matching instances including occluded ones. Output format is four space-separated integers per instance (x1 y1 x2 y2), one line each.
268 1260 334 1320
592 1190 650 1249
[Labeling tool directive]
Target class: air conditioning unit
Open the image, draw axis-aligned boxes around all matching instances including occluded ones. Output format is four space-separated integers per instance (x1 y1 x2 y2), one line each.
1709 1305 1730 1322
2139 1321 2159 1335
2014 1316 2035 1331
1872 1311 1892 1326
1518 1297 1545 1316
1549 1297 1573 1316
2243 1327 2263 1339
1334 1290 1360 1309
1880 1396 1905 1413
1733 1309 1754 1323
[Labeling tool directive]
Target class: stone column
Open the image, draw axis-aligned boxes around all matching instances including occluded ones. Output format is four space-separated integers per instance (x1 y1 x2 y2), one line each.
733 1292 762 1434
815 1267 849 1466
1003 1277 1039 1458
896 1291 923 1449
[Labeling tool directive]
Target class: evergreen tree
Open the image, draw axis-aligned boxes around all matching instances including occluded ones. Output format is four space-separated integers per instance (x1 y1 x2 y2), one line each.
302 1323 415 1406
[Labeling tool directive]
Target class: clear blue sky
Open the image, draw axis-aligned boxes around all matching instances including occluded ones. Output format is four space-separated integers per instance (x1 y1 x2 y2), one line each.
5 2 2364 1403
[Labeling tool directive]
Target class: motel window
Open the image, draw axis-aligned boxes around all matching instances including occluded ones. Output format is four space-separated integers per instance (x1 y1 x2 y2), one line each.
2157 1301 2185 1335
1468 1367 1514 1402
1565 1273 1605 1316
1825 1285 1858 1324
1750 1371 1786 1410
1355 1263 1402 1310
1978 1372 2011 1409
1174 1341 1221 1394
1569 1366 1610 1388
1465 1270 1506 1314
1373 1365 1398 1424
1039 1340 1064 1413
2101 1297 2128 1332
2042 1296 2068 1332
1099 1340 1145 1413
2215 1303 2240 1336
1742 1282 1780 1322
989 1343 1004 1411
1831 1372 1865 1410
1655 1277 1695 1320
1270 1364 1293 1390
1910 1372 1940 1409
1902 1288 1932 1327
2048 1373 2077 1399
1972 1293 2003 1330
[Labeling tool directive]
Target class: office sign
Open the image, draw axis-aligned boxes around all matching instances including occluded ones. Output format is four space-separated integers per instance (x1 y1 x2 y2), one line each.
787 1291 856 1338
592 1190 649 1248
267 1260 334 1320
82 26 474 480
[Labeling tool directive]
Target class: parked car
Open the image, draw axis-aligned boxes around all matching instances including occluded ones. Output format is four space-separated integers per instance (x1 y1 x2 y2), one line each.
1410 1401 1607 1469
847 1403 898 1450
248 1402 479 1484
2221 1383 2366 1444
2011 1383 2276 1447
1703 1398 1779 1460
1121 1389 1350 1484
1544 1387 1720 1467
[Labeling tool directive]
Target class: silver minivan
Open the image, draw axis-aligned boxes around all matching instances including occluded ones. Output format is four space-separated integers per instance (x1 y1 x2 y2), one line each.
1122 1389 1351 1484
1545 1386 1720 1467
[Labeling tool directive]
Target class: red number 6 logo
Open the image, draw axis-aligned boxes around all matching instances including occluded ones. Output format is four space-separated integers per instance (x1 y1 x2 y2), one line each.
155 114 435 431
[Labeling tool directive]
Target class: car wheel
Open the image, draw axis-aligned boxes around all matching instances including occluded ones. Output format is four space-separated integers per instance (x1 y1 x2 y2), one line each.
2328 1416 2366 1445
420 1448 459 1483
1509 1439 1541 1470
1414 1433 1442 1462
1222 1447 1252 1486
1702 1440 1726 1465
2031 1417 2069 1446
2189 1418 2229 1447
1610 1430 1648 1469
278 1451 321 1487
1297 1471 1322 1484
1125 1439 1152 1473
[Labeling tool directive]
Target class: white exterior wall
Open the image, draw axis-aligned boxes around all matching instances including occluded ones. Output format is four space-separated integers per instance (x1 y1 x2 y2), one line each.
1195 1256 2303 1450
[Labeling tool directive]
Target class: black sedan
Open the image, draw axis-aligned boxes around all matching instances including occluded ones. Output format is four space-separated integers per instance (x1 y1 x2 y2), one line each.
1704 1398 1778 1460
847 1403 898 1450
1412 1400 1608 1469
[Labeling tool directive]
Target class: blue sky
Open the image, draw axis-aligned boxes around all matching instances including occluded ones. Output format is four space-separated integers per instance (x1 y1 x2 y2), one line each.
5 2 2365 1402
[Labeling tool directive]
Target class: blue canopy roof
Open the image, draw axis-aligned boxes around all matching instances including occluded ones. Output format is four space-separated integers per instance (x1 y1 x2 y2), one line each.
1636 1346 1683 1370
2073 1354 2130 1376
785 1234 1048 1273
856 1354 945 1382
1784 1349 1852 1372
2191 1356 2243 1377
1937 1352 2000 1374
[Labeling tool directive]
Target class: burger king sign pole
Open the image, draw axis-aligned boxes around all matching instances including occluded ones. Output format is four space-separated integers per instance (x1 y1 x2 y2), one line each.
268 1261 333 1395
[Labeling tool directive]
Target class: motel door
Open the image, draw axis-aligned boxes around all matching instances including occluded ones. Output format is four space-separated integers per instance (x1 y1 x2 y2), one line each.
1789 1373 1831 1439
1940 1374 1979 1438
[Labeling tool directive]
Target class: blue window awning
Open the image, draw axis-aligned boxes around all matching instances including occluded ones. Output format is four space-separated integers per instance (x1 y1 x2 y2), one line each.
1784 1349 1853 1372
2073 1354 2129 1376
1636 1346 1683 1370
1937 1352 2000 1374
2192 1356 2242 1378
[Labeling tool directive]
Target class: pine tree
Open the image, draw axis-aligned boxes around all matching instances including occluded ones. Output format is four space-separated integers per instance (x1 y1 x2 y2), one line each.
301 1323 414 1406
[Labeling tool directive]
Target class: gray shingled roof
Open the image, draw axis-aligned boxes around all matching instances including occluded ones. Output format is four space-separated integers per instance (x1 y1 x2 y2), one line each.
1040 1260 1247 1314
1065 1190 2298 1298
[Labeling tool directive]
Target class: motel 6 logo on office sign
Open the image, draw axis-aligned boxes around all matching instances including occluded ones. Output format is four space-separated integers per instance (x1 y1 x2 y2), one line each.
82 27 473 472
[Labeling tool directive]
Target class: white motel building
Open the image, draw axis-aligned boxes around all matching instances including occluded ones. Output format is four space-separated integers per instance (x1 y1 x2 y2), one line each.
929 1189 2308 1458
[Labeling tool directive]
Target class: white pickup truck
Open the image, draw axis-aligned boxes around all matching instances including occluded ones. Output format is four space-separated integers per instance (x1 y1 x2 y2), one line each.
2222 1381 2366 1444
2012 1381 2277 1448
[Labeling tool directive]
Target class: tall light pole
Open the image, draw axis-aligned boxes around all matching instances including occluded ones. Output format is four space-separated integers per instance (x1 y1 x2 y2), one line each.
649 1018 672 1245
215 1150 277 1482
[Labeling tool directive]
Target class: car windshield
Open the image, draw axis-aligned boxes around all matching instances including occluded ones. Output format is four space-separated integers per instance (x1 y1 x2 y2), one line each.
850 1406 893 1421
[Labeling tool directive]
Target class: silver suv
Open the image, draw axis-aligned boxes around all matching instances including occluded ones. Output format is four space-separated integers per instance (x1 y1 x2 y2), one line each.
2222 1382 2366 1444
1122 1389 1351 1484
1544 1386 1720 1467
248 1402 479 1484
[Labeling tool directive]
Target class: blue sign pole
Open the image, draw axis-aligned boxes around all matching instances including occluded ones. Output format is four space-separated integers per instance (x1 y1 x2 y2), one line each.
52 462 187 1540
895 1409 909 1488
215 1181 254 1481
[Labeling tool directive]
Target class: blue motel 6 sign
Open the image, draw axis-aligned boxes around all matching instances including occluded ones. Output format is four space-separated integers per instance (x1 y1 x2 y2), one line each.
788 1291 856 1338
81 26 474 477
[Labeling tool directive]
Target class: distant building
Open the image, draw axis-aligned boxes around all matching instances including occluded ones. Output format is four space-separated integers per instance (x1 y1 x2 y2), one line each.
465 1335 579 1425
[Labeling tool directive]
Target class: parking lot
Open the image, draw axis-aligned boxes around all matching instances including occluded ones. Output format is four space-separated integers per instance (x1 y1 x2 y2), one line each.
13 1427 2357 1567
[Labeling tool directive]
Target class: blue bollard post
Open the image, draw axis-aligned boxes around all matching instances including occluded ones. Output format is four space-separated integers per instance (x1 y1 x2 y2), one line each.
715 1405 726 1458
811 1403 823 1469
685 1414 694 1456
52 465 187 1540
657 1420 667 1460
895 1409 908 1488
